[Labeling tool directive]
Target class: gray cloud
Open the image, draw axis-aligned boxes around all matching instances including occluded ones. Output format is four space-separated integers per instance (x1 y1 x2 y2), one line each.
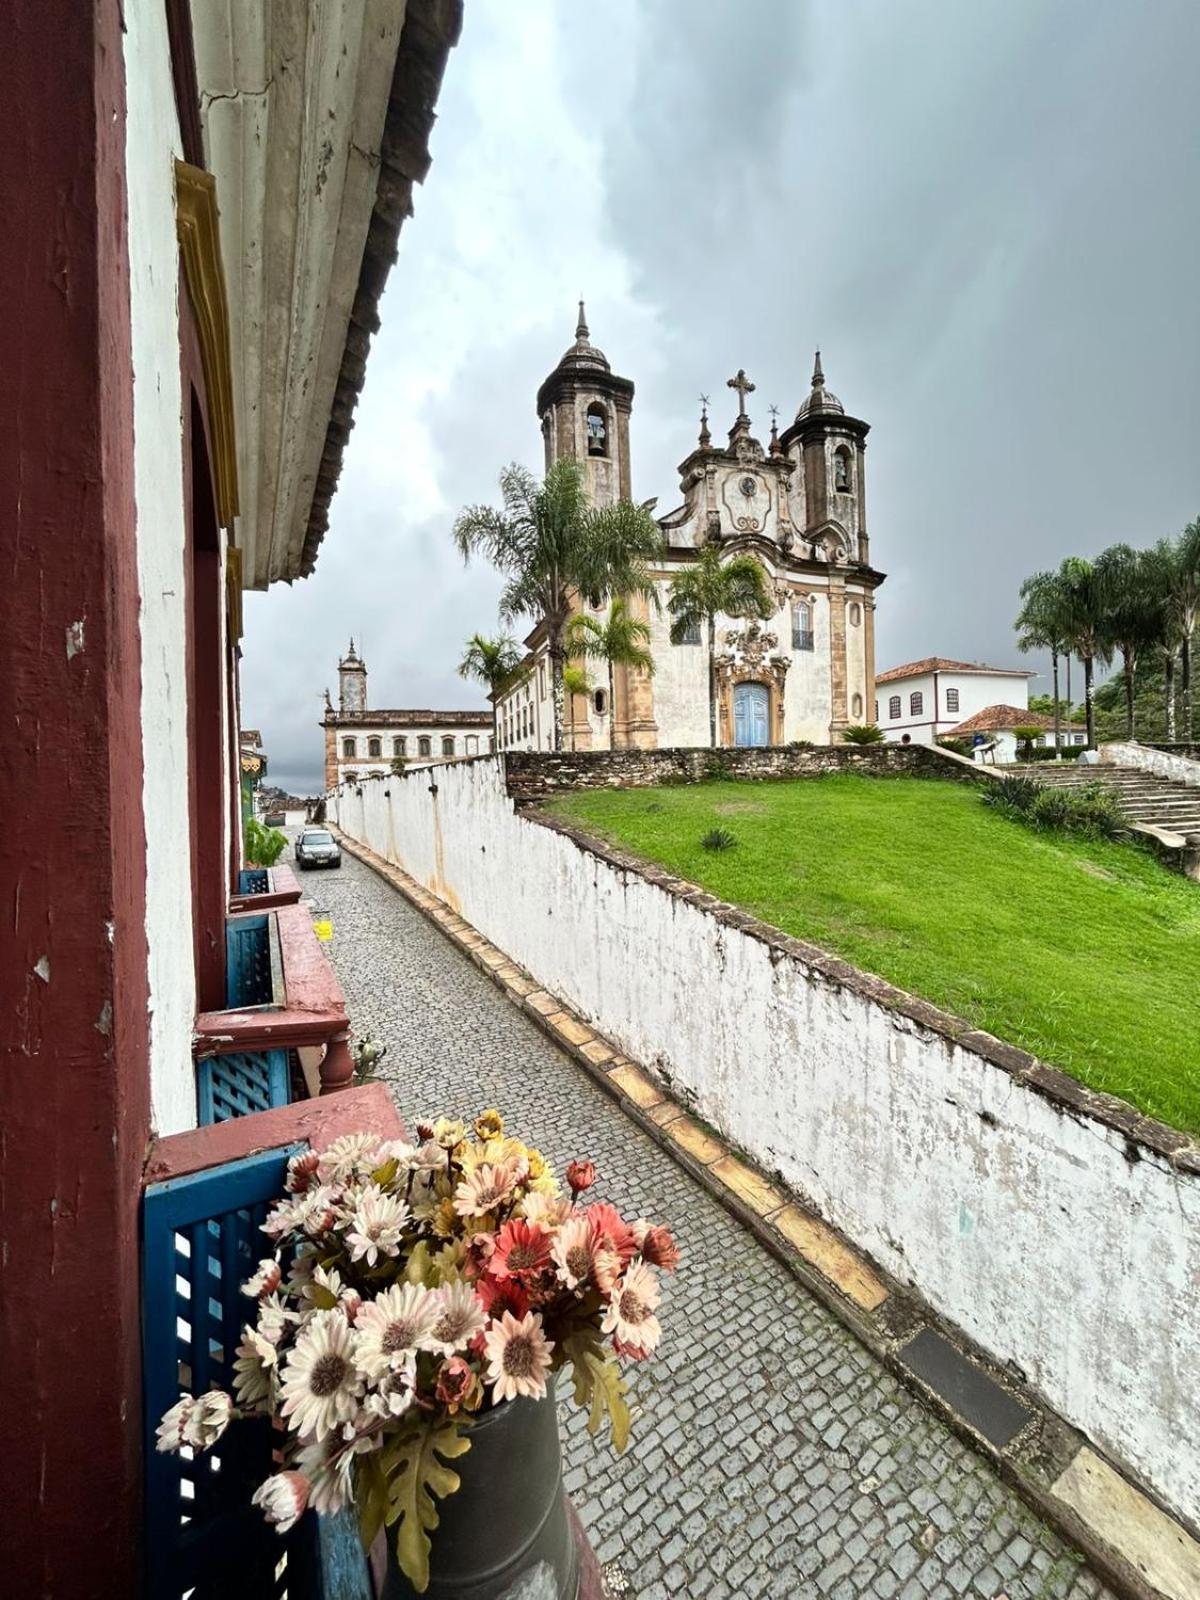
243 0 1200 794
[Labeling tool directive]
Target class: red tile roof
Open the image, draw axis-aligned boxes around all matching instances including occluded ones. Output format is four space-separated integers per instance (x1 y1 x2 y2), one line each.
946 704 1054 735
876 657 1037 684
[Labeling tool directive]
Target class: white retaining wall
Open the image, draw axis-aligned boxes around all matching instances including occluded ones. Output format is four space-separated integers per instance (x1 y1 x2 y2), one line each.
1104 741 1200 791
333 760 1200 1525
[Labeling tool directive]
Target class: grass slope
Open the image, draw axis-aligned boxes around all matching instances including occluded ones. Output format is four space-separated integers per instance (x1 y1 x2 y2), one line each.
548 774 1200 1134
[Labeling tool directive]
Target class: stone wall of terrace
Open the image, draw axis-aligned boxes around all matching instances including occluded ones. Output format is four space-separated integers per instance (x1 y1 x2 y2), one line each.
503 741 983 801
330 754 1199 1529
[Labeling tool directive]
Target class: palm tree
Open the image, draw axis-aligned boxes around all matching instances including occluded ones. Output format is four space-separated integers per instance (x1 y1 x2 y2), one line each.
1095 543 1161 739
453 460 663 751
1015 569 1071 750
1140 538 1184 741
1169 518 1200 742
565 598 654 748
667 547 773 747
1057 556 1111 750
458 633 524 745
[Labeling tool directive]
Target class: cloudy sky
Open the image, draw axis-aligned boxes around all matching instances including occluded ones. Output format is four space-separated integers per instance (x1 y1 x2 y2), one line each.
243 0 1200 795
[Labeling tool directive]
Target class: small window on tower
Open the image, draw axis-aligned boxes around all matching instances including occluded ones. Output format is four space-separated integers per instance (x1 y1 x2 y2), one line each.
586 403 608 458
852 693 864 718
677 619 701 645
594 689 607 716
848 602 862 627
367 737 382 759
834 447 852 492
792 601 814 651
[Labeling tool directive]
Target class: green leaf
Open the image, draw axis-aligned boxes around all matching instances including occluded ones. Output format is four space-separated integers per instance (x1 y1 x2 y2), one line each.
562 1332 631 1453
357 1450 390 1551
382 1420 472 1593
403 1240 433 1287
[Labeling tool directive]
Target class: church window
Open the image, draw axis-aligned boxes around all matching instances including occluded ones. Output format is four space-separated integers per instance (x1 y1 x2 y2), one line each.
342 737 357 759
488 736 496 753
910 692 923 716
418 736 432 757
466 735 478 755
888 696 901 720
792 601 814 651
393 736 406 757
945 687 960 713
585 402 608 458
677 619 701 645
848 601 862 626
834 447 852 492
852 693 864 718
594 688 607 716
368 737 382 759
442 736 455 757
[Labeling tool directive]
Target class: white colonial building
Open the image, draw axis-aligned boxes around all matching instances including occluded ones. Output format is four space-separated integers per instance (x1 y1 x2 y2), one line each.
494 310 885 750
323 642 493 786
875 658 1039 747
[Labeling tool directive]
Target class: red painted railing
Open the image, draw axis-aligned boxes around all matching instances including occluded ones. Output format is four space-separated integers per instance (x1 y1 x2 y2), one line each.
228 860 304 915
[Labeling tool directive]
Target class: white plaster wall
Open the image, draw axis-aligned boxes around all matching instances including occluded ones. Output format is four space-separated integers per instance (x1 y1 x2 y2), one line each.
646 585 711 747
125 7 197 1136
1104 742 1200 788
333 758 1200 1524
782 590 832 739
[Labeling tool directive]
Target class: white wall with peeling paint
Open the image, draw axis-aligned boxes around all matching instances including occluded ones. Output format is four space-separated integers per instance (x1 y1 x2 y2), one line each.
125 8 197 1135
333 757 1200 1526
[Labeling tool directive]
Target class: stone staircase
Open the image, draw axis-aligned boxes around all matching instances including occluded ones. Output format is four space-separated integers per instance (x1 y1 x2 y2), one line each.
1008 761 1200 839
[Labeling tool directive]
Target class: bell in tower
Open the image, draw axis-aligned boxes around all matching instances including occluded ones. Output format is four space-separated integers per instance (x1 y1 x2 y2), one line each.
535 302 635 507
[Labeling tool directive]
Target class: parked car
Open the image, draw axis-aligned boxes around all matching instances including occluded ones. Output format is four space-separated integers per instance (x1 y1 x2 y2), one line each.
294 824 324 860
295 829 341 870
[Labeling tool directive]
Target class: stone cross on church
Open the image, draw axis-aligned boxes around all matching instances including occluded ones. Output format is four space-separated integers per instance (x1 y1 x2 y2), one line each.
727 368 755 417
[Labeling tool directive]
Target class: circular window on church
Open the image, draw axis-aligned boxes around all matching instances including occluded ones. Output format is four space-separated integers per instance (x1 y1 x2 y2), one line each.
740 475 757 497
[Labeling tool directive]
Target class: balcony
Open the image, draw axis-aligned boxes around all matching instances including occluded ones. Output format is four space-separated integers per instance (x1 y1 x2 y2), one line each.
229 860 304 915
192 878 353 1126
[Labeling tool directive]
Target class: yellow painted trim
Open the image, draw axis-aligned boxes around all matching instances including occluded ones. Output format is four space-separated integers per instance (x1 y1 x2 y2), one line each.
175 161 239 527
225 543 244 641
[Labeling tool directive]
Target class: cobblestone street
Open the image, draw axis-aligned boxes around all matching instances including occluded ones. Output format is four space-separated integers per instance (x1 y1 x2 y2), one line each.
304 845 1114 1600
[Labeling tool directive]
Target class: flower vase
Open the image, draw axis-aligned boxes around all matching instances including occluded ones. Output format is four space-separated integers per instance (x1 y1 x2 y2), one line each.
382 1376 579 1600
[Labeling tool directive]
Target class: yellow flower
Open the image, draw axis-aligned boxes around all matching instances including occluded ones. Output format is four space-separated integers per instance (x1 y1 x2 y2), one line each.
433 1117 467 1150
525 1149 547 1180
474 1108 504 1141
432 1197 459 1238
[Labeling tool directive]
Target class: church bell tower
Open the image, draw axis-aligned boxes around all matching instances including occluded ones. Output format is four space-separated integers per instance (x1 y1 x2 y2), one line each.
338 639 367 715
535 303 634 508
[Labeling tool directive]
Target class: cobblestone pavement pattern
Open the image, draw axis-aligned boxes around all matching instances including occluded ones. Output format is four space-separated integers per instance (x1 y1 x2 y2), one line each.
304 846 1115 1600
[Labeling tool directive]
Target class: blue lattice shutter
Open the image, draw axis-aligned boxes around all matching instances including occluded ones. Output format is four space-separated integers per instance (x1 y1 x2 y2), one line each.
197 1050 291 1124
226 914 274 1008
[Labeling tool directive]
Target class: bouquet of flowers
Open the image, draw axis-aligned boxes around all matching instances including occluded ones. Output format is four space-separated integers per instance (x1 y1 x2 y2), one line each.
157 1111 677 1592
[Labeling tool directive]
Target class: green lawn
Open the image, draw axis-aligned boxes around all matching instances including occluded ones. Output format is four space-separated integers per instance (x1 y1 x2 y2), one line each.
547 775 1200 1134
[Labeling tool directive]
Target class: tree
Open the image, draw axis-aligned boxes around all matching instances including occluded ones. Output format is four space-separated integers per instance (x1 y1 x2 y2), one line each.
457 633 524 745
1057 556 1110 750
565 597 654 746
454 461 663 751
667 547 774 748
1015 569 1072 750
1094 543 1161 739
389 756 407 775
1167 518 1200 741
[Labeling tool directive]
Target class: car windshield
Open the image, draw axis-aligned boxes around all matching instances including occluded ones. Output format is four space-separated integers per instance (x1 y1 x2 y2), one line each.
304 832 334 846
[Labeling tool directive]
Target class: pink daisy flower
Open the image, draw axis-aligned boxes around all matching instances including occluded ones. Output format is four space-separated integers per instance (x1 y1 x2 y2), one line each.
454 1160 521 1218
483 1310 554 1403
585 1202 637 1268
490 1219 552 1281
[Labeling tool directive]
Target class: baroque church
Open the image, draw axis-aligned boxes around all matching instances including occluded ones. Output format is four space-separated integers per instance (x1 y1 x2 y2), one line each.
494 306 885 751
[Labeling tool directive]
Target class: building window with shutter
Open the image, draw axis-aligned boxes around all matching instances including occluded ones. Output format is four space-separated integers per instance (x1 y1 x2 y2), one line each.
442 736 455 757
910 692 923 715
368 737 382 758
342 737 357 759
945 687 960 713
393 736 406 757
888 696 901 720
418 736 431 757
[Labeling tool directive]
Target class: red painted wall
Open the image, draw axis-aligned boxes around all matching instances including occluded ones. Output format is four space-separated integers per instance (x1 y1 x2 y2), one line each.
0 3 150 1592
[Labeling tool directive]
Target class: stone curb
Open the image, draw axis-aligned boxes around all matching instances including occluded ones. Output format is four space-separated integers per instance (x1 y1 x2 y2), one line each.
330 826 1200 1600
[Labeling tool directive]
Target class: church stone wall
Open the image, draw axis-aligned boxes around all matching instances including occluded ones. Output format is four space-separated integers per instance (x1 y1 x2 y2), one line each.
331 754 1200 1529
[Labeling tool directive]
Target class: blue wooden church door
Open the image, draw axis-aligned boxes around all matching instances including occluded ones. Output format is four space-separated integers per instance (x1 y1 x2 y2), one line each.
733 681 770 747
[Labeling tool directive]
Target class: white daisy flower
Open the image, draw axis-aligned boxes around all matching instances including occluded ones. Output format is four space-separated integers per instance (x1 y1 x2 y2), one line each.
601 1259 662 1355
279 1311 363 1440
353 1283 441 1380
233 1326 279 1410
482 1311 554 1404
253 1471 310 1534
242 1258 282 1299
429 1281 487 1354
345 1185 410 1265
520 1192 573 1229
317 1131 387 1184
551 1216 603 1291
155 1390 234 1453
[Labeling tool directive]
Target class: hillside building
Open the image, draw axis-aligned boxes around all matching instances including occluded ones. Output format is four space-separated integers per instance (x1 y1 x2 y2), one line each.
322 640 493 788
875 657 1039 747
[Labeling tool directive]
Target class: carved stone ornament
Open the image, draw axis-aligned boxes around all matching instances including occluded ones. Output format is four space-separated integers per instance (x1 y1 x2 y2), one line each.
713 621 792 690
734 433 765 464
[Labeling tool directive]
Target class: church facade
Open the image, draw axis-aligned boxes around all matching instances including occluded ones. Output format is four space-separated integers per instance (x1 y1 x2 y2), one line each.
494 308 885 751
322 641 493 790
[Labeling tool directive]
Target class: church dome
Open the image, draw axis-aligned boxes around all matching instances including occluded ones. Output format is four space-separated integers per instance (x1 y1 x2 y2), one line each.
554 301 611 375
794 350 844 420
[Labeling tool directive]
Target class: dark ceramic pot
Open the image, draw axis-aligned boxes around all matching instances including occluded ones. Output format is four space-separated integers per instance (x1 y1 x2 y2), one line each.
382 1377 579 1600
